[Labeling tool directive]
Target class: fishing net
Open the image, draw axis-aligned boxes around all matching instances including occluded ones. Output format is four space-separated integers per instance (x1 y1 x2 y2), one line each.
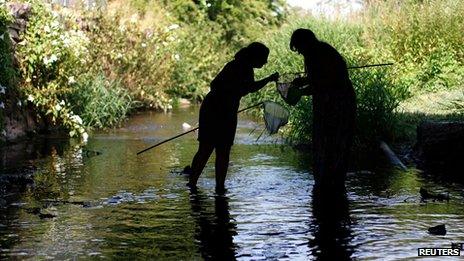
262 101 289 134
276 73 308 106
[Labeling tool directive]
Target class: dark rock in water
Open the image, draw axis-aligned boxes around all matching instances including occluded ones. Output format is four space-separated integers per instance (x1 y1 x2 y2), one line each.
106 196 122 204
0 198 6 208
26 207 56 219
82 202 93 208
83 149 101 157
420 187 450 202
428 224 446 235
38 213 56 219
27 207 42 215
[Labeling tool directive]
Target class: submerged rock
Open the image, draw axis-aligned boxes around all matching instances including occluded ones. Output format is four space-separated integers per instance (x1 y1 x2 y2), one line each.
38 212 56 219
428 224 446 235
182 122 192 131
82 149 101 157
419 187 450 202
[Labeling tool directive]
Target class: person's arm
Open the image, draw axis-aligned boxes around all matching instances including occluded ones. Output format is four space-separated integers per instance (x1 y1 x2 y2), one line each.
299 85 313 96
247 72 279 94
292 76 313 96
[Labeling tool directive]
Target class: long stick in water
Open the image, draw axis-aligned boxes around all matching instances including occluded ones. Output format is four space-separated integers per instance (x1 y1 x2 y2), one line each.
379 141 407 170
136 102 264 155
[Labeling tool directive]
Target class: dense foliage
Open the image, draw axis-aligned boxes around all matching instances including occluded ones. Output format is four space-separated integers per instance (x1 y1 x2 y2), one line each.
0 0 462 144
16 0 89 139
362 0 464 93
0 4 16 136
247 0 464 145
0 0 284 139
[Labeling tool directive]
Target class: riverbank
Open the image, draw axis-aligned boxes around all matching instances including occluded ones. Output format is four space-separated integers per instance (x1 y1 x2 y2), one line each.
0 0 285 143
1 0 462 149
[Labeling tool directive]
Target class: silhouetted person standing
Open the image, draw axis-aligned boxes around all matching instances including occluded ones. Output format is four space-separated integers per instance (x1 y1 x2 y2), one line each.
290 29 356 194
187 42 279 192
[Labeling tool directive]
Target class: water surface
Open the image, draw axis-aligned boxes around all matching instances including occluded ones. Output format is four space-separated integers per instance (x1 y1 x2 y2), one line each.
1 106 463 260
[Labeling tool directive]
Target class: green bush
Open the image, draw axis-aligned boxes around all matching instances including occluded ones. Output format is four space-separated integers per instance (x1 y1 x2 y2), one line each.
164 0 286 47
68 73 133 129
82 10 173 110
0 5 17 135
3 0 288 139
245 0 463 145
159 0 287 101
167 19 229 101
351 68 407 145
15 0 89 139
6 0 462 144
83 0 286 105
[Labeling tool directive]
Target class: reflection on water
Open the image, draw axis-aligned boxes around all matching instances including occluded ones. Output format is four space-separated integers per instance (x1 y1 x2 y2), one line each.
189 190 237 260
310 187 353 260
1 105 464 259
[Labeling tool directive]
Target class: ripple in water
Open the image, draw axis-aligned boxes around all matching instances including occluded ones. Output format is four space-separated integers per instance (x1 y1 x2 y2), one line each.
1 109 464 260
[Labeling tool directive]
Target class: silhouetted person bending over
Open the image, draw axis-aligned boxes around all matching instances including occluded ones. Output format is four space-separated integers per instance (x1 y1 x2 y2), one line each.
290 29 356 193
187 42 279 192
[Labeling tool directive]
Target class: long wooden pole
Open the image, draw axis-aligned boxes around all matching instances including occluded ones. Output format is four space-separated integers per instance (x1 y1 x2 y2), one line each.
137 63 393 156
282 62 394 77
379 141 407 170
348 62 394 69
136 102 263 155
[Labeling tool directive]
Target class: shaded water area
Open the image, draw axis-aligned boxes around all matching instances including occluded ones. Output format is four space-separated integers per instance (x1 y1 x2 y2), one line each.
1 106 464 259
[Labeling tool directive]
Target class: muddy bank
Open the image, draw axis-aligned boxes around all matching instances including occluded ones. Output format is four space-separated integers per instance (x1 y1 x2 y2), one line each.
413 120 464 182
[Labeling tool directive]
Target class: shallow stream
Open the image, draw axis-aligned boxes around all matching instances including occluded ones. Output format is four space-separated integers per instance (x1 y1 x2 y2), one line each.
1 106 463 259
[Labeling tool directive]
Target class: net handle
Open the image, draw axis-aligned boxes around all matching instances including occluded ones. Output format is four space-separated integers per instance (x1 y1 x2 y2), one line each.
136 102 263 155
279 62 394 78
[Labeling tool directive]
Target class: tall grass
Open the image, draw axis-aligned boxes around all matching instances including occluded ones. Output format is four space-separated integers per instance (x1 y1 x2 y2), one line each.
82 10 174 109
68 73 133 129
361 0 464 93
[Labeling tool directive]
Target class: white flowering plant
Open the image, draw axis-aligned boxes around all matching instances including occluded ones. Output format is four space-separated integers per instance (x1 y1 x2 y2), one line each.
18 1 88 87
15 0 90 140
